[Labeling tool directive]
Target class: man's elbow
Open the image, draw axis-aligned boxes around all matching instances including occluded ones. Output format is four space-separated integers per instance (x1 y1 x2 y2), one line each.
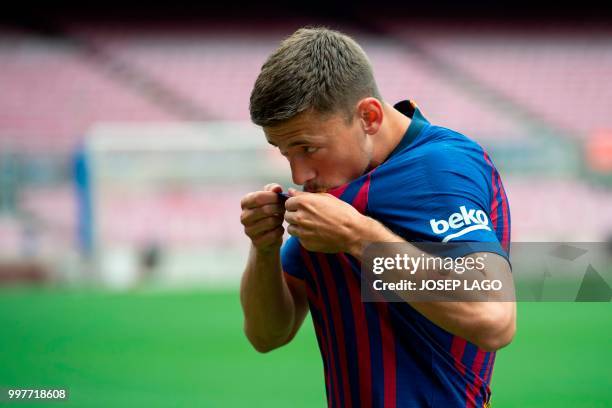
243 325 291 354
249 339 280 354
477 322 516 352
473 303 516 352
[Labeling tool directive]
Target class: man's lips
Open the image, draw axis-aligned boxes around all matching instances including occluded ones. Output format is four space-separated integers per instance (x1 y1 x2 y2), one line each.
304 185 328 193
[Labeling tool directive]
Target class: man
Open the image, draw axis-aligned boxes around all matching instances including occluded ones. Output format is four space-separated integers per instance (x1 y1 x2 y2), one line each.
240 27 515 407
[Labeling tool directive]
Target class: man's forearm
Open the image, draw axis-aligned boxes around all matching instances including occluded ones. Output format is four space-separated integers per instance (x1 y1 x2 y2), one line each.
348 216 516 351
239 245 296 352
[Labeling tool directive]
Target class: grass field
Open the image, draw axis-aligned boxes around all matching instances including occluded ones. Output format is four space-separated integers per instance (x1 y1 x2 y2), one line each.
0 288 610 407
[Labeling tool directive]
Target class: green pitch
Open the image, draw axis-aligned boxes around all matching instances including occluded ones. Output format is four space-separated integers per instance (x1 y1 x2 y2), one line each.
0 288 610 407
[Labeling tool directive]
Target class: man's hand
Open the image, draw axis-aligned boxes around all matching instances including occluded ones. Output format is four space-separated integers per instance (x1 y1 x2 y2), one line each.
240 184 286 252
240 185 309 353
284 189 366 253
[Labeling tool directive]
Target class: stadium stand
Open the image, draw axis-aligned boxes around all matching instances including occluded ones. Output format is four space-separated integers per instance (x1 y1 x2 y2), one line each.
0 23 610 276
72 25 527 140
0 29 176 152
386 23 612 139
507 177 612 240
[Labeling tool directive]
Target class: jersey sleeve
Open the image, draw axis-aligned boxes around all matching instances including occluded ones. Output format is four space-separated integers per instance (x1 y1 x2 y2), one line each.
368 136 508 259
281 236 306 280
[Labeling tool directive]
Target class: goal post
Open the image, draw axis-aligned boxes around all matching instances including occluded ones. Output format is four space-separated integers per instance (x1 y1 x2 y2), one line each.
78 121 290 289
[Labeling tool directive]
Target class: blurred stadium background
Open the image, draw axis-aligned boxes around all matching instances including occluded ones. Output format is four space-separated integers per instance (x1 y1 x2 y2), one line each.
0 1 611 406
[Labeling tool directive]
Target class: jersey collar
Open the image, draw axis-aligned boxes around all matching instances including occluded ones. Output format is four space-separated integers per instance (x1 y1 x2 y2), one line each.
387 99 430 160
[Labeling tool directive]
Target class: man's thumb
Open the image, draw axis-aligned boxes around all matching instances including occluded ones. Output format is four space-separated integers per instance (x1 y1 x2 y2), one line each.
288 188 305 197
264 183 283 193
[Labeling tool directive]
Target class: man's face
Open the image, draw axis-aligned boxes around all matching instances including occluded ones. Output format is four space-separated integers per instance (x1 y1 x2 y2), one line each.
264 110 372 192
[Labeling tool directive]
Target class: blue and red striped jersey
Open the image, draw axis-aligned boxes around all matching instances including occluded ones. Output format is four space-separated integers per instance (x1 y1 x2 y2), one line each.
281 100 511 407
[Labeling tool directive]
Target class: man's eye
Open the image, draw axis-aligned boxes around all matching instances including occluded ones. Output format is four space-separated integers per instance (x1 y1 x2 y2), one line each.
304 146 319 154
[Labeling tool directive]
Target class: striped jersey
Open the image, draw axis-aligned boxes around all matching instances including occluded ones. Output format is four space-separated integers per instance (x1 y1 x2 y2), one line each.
281 100 511 407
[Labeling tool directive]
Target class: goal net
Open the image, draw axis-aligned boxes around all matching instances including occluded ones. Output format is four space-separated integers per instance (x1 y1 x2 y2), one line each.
81 121 290 289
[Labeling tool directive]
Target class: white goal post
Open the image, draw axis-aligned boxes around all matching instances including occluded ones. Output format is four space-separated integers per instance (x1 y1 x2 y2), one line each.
79 121 290 289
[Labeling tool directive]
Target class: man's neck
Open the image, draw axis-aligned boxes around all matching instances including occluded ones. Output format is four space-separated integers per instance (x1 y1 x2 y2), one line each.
369 102 411 168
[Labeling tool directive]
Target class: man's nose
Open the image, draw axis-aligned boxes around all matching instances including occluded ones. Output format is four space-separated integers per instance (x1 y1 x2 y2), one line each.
290 158 316 186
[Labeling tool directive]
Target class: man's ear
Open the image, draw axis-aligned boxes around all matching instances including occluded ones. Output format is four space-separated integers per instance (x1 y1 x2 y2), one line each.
356 97 383 134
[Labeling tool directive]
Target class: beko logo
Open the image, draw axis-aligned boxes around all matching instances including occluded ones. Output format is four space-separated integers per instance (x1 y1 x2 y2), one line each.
430 206 491 242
